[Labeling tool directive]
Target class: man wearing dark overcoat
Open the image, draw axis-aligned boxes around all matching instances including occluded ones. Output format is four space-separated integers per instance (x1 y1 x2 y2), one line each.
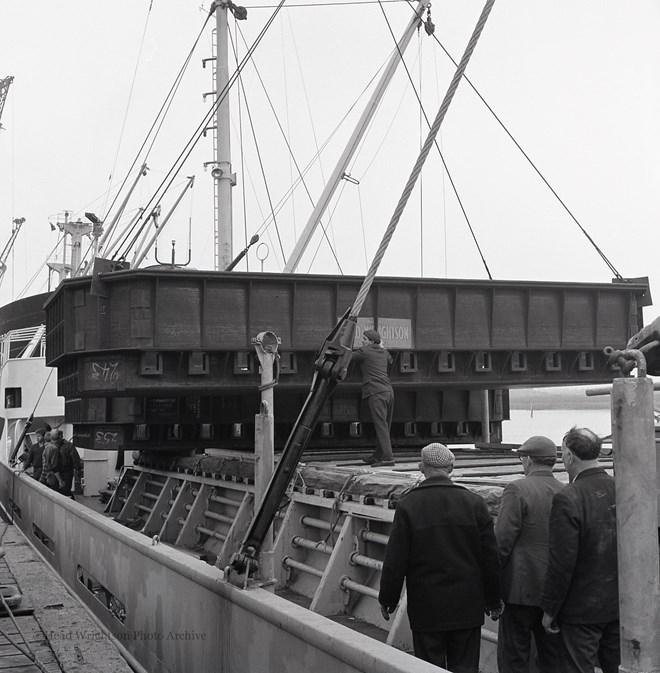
378 443 502 673
540 426 619 673
495 435 564 672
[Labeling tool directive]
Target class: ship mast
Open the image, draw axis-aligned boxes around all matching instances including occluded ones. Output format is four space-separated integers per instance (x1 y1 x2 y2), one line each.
213 2 236 271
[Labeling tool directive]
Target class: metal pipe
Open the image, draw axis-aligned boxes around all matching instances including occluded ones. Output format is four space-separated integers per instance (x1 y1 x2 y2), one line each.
142 492 159 501
340 576 379 600
300 516 333 531
349 552 383 571
292 536 334 555
611 375 660 672
282 557 324 578
202 510 234 525
586 381 660 397
209 494 240 508
195 524 227 542
136 504 152 514
359 529 389 546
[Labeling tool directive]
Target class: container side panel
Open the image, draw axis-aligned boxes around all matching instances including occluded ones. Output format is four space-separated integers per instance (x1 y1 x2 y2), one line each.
415 288 454 349
455 289 491 349
492 290 527 349
596 292 630 347
562 291 596 348
156 282 202 349
292 284 335 349
528 291 562 349
204 282 249 348
249 283 292 346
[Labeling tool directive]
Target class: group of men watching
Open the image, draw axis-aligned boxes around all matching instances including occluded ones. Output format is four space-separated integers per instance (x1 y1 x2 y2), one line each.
18 428 82 498
378 429 618 673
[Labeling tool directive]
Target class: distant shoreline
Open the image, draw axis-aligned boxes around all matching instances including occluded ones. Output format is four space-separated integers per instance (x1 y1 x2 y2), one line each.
509 387 624 411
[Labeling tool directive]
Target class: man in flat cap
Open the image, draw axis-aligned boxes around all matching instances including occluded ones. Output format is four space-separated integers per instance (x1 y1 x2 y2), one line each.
352 328 394 467
495 436 563 673
379 443 502 673
541 427 619 673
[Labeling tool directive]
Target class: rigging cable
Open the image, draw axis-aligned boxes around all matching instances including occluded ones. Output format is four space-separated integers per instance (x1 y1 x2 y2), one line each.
101 0 154 219
106 13 215 257
229 29 287 266
377 0 493 279
351 0 497 318
113 1 287 263
410 0 622 280
233 23 344 272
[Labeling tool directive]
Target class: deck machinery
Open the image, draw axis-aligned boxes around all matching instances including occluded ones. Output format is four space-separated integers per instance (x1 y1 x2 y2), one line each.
42 267 649 455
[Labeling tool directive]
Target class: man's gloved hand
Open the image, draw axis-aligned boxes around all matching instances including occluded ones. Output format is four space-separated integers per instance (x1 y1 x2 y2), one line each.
485 600 504 621
380 604 396 621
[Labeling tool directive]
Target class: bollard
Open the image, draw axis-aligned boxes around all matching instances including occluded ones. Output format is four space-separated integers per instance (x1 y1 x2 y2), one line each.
253 331 280 589
611 375 660 673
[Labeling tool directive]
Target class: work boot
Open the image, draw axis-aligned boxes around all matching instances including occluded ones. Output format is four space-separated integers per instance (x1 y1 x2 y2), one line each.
371 460 395 467
362 454 378 465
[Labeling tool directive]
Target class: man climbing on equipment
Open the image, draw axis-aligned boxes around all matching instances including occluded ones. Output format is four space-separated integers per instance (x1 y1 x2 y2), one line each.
352 328 395 467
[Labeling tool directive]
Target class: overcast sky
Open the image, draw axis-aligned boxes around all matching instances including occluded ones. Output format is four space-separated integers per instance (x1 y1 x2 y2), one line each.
1 0 659 329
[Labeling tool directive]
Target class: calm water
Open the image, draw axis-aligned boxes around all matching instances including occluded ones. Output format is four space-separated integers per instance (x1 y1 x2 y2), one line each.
503 409 613 445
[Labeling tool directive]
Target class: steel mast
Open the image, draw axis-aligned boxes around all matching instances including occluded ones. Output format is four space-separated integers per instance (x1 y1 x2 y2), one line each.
212 2 237 271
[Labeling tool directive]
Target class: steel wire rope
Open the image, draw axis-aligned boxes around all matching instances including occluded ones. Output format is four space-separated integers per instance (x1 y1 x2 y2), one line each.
410 0 622 279
232 22 345 271
351 0 497 318
236 23 251 269
17 235 65 300
101 0 155 219
113 3 286 263
107 13 215 259
286 14 339 254
228 30 287 266
304 178 351 273
376 0 492 278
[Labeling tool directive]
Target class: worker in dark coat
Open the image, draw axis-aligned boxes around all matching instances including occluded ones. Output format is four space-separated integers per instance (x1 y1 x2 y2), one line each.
40 431 64 491
495 435 564 673
379 443 502 673
50 429 82 499
540 426 619 673
351 329 394 467
21 429 47 481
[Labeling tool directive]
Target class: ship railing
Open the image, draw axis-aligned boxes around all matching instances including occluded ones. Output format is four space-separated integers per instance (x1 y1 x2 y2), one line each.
0 325 47 366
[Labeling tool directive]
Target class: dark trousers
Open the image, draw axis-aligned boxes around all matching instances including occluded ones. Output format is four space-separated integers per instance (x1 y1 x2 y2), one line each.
558 620 620 673
498 603 560 673
60 469 75 498
367 391 394 460
412 627 481 673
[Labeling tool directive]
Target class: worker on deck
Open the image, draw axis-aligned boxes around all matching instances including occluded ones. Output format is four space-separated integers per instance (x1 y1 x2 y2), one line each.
50 429 82 499
20 429 47 482
352 329 395 467
541 426 619 673
379 443 502 673
495 435 563 673
40 431 64 492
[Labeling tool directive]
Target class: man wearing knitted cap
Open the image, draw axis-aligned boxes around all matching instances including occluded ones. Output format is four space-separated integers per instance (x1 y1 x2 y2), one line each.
352 329 394 467
495 435 563 673
379 442 502 673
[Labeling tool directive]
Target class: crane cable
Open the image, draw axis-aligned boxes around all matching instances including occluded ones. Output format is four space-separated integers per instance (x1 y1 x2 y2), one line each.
351 0 496 318
113 1 286 263
377 0 492 279
414 1 623 280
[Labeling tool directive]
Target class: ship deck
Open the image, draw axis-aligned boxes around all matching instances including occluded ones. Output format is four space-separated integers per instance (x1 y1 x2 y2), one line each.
0 522 132 673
